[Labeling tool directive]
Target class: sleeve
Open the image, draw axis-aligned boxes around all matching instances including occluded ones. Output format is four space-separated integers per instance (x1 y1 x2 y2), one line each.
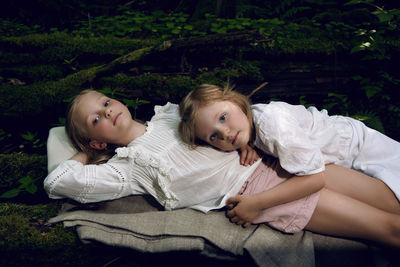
253 102 325 176
43 159 146 203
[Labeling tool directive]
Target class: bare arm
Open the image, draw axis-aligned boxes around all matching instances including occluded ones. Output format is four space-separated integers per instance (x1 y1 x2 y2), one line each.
226 171 325 227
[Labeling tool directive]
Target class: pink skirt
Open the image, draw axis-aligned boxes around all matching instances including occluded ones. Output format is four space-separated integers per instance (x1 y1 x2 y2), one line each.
238 157 320 233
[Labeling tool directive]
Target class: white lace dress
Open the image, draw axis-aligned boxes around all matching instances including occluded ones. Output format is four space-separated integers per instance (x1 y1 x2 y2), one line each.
44 103 260 211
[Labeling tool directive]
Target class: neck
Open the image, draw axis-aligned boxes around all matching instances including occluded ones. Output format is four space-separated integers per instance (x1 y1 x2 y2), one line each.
122 120 147 146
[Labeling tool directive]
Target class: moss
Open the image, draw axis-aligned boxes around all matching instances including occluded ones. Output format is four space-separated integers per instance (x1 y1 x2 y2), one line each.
0 64 65 82
100 59 262 102
0 202 75 250
0 153 48 203
0 153 47 189
0 33 159 63
0 66 98 120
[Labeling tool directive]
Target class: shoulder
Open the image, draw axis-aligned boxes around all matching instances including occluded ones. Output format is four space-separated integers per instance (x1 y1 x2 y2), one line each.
252 102 291 124
154 102 179 117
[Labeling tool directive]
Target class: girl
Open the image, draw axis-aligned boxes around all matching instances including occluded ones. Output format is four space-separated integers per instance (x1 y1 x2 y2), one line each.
179 84 400 245
45 89 400 247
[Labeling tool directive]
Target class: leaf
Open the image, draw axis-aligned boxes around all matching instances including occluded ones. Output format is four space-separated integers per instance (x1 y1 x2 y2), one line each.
25 183 38 194
0 188 21 198
19 176 33 185
363 85 382 98
20 131 36 141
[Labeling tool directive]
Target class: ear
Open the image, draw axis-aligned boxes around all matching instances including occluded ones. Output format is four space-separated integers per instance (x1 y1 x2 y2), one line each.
89 140 108 150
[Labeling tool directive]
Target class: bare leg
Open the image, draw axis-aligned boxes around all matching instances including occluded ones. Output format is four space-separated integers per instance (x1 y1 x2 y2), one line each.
306 188 400 247
324 164 400 214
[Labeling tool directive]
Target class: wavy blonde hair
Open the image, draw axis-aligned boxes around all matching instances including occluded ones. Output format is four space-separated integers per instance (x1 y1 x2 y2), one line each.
179 84 254 148
66 89 119 164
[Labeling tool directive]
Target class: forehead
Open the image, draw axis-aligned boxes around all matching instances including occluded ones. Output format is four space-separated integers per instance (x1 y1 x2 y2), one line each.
74 92 103 122
194 101 230 137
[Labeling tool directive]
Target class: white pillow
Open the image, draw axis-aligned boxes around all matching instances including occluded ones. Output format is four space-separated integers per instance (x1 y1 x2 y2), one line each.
47 126 77 173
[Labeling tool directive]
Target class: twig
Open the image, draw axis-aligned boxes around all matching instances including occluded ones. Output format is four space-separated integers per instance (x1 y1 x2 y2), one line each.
248 82 269 98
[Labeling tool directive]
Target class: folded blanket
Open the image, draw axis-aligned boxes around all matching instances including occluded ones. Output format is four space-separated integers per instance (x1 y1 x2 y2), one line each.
48 195 315 267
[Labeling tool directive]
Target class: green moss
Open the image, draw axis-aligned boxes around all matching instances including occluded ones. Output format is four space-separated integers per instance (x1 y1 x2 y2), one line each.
0 66 99 120
0 33 159 63
0 202 76 250
0 153 47 189
0 64 65 82
0 153 48 203
100 59 262 101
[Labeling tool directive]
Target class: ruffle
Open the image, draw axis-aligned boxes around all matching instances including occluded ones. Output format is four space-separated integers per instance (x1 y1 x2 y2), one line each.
151 102 178 122
116 146 179 210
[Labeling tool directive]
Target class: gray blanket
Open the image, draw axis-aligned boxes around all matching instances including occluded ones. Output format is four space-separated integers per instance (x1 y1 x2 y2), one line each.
50 195 397 266
48 195 315 267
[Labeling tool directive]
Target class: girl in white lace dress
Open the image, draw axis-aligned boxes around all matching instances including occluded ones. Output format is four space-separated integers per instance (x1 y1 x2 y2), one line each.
45 89 400 247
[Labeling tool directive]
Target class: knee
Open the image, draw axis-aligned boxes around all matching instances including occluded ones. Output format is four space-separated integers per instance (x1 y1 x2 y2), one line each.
381 215 400 247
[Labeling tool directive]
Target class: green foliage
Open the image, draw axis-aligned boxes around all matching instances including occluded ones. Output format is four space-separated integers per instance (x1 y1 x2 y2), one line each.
0 153 47 202
0 19 42 37
124 98 151 119
0 176 39 199
352 110 385 133
0 32 158 63
20 131 45 149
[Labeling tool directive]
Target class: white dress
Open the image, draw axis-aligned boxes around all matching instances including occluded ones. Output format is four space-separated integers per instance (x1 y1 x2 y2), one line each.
44 103 260 211
252 101 400 200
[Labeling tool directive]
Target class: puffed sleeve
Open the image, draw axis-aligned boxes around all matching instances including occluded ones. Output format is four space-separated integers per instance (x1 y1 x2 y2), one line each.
252 102 325 176
43 159 145 203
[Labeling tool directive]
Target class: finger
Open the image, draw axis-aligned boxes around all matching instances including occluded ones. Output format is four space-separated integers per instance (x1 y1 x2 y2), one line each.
246 151 255 165
243 222 251 228
226 196 240 205
243 151 252 166
230 216 239 223
226 209 235 218
236 220 245 226
226 203 235 210
240 149 248 165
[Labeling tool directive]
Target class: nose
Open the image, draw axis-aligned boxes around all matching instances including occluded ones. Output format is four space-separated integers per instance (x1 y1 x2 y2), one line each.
220 127 230 140
105 107 112 117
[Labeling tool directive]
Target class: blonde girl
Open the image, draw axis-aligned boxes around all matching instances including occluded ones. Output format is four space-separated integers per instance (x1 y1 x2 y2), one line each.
179 84 400 247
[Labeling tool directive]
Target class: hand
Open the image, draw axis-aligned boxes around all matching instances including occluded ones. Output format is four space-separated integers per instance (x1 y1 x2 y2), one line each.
239 144 260 166
226 195 261 228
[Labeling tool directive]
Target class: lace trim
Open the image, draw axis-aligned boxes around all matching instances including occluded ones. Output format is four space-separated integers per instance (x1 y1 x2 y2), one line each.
108 163 126 199
116 146 179 209
47 168 70 196
77 165 96 203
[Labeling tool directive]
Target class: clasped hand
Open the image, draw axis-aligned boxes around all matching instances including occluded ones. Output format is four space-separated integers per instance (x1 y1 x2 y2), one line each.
239 144 260 166
226 195 261 228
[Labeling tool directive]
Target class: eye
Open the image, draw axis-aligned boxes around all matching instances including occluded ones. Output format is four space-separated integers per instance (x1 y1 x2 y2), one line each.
93 116 99 125
104 100 110 107
219 114 226 122
210 133 217 142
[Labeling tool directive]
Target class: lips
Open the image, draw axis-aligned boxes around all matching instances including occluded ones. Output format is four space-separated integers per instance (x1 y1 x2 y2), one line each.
113 112 122 125
231 132 239 145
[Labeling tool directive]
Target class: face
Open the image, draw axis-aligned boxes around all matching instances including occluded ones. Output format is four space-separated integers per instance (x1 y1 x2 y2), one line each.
194 101 251 151
74 91 141 147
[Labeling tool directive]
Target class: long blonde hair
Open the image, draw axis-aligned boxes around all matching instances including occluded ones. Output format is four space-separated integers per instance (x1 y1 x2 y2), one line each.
66 89 119 164
179 84 254 148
